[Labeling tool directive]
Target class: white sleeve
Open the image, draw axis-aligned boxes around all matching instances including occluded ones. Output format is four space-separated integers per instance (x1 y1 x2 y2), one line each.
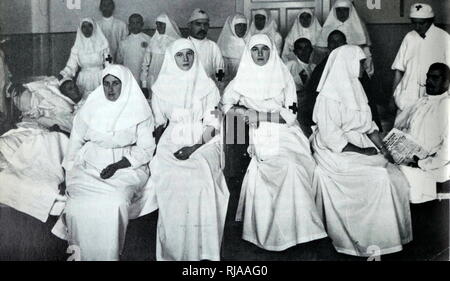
60 49 79 78
221 81 241 114
202 87 221 130
213 44 225 73
418 101 450 171
62 114 87 171
314 97 348 153
391 36 408 72
120 22 129 42
418 135 449 171
141 48 151 88
151 95 168 127
286 61 303 89
281 36 293 63
279 74 299 126
126 117 156 168
116 41 125 65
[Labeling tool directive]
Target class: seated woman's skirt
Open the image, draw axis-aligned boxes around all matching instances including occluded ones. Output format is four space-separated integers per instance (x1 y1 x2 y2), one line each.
147 133 229 261
312 136 413 257
63 162 149 261
236 122 327 251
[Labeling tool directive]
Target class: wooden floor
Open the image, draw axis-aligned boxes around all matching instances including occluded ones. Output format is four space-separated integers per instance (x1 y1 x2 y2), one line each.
0 175 448 261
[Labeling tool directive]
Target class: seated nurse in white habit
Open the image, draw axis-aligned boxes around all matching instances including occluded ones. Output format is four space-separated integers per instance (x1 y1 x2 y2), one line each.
222 34 327 251
148 39 229 261
311 45 412 257
58 65 156 261
395 63 450 203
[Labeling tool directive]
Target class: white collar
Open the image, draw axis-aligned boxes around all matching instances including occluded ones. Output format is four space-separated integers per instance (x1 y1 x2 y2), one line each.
189 36 208 43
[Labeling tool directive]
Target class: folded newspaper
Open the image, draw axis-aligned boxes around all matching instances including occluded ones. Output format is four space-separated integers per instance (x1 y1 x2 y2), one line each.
382 128 429 165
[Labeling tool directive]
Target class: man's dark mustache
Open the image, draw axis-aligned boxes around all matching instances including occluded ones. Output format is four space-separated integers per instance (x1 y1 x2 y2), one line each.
197 30 207 36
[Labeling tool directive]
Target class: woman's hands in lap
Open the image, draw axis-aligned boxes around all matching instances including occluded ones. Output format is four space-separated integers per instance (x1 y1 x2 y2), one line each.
100 157 132 179
361 147 378 156
174 145 201 161
100 163 120 179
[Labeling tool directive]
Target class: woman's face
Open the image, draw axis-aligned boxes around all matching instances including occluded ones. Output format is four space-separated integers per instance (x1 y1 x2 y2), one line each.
336 7 350 23
254 15 266 31
251 44 270 66
174 48 195 71
103 74 122 101
234 23 247 38
156 21 166 35
81 22 94 38
299 12 312 28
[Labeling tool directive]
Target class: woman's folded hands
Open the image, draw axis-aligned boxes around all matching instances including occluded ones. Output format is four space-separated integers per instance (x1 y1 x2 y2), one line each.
174 144 202 161
100 157 131 179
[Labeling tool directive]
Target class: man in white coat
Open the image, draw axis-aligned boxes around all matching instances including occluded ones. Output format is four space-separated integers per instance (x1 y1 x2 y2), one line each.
392 3 450 116
187 9 225 84
97 0 128 62
117 14 152 90
395 63 450 203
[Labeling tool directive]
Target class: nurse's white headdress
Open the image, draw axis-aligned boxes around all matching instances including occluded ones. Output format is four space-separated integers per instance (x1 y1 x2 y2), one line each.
217 13 250 59
316 45 370 112
232 34 293 100
286 8 322 46
72 18 109 55
152 39 216 108
78 64 152 133
317 0 371 47
149 13 182 55
248 9 280 40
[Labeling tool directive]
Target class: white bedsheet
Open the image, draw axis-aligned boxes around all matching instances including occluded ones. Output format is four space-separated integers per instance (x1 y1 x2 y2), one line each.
0 126 68 222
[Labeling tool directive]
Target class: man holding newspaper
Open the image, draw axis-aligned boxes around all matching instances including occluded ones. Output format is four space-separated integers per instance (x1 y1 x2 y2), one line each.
388 63 450 203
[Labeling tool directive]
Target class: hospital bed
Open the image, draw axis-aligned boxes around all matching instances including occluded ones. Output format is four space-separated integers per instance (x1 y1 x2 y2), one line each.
0 76 69 226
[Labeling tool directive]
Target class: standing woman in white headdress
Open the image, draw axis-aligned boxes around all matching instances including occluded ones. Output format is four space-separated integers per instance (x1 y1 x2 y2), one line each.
148 39 229 261
316 0 373 77
141 13 181 98
222 34 327 251
59 65 156 261
248 9 283 55
58 18 110 98
282 8 322 62
311 45 412 257
217 13 250 85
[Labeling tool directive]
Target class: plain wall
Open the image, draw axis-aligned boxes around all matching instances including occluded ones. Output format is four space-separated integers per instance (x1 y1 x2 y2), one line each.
1 0 449 99
0 0 237 35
